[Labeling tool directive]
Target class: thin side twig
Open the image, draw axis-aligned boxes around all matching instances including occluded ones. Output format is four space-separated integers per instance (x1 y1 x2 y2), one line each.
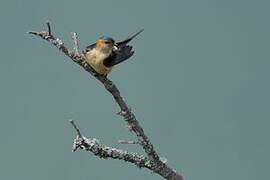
118 140 138 144
29 22 185 180
69 119 82 138
71 32 80 57
46 20 51 36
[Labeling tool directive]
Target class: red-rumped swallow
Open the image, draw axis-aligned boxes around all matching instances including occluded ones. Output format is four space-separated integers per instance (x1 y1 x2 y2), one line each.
83 29 143 75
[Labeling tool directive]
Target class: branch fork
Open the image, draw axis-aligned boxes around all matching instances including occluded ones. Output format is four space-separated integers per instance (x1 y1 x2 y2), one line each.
29 21 184 180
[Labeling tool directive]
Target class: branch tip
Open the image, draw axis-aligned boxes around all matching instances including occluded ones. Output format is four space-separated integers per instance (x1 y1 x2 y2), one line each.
46 20 52 35
69 119 82 138
28 31 38 35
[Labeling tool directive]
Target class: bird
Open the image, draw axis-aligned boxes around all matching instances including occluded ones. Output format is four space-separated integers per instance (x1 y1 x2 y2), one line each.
83 29 144 75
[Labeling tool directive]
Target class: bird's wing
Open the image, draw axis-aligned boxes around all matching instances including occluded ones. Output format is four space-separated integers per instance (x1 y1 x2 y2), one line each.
116 29 144 46
103 45 134 67
103 29 144 67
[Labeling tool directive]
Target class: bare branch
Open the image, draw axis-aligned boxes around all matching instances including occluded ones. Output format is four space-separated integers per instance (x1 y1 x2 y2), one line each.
29 22 185 180
70 120 153 169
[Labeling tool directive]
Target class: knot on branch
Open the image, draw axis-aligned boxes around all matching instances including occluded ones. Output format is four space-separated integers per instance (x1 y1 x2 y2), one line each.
72 136 86 152
104 79 115 90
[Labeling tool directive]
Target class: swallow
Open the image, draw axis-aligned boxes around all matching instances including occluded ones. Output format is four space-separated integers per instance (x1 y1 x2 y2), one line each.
83 29 144 75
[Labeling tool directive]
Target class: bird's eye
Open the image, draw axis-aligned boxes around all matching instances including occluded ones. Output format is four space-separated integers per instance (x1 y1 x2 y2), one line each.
105 41 111 44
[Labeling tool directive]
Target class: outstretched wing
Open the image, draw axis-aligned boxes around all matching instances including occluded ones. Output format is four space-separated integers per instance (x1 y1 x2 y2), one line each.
103 45 134 67
103 29 144 67
116 29 144 47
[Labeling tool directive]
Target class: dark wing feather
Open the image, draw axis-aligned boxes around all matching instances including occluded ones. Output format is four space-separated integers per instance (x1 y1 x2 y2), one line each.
104 29 143 67
103 45 134 67
116 29 144 46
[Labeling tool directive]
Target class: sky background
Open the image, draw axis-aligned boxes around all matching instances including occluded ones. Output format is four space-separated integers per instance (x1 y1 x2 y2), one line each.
0 0 269 180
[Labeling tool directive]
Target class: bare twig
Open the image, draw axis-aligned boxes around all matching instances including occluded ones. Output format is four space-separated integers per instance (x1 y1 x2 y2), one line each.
69 119 82 138
71 32 80 57
29 22 185 180
46 20 51 36
118 140 138 144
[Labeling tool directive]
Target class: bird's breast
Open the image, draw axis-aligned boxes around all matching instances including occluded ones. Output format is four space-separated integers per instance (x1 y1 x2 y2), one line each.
85 49 112 75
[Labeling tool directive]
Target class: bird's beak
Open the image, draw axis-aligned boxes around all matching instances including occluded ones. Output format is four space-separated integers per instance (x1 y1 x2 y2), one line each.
113 44 119 51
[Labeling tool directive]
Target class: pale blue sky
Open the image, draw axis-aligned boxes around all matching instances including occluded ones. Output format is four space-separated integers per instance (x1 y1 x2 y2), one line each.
0 0 269 180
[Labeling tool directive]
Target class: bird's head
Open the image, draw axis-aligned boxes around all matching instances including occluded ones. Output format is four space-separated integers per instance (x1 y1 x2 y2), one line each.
96 36 118 53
